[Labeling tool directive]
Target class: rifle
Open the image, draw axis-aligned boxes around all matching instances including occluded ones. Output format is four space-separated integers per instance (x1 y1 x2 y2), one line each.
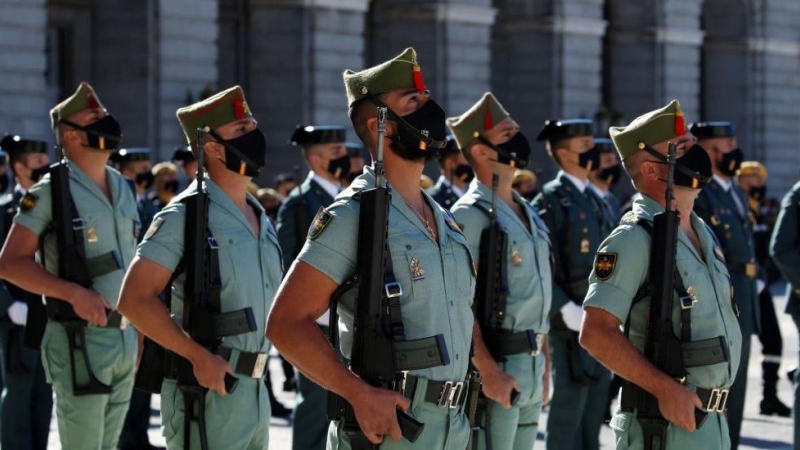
174 127 256 450
327 107 426 449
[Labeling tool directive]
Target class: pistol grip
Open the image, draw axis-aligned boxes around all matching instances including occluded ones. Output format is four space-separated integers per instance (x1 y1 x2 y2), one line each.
224 374 239 394
510 389 520 406
397 410 424 443
694 408 708 429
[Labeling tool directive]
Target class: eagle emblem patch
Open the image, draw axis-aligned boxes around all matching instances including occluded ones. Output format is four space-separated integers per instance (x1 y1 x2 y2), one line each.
143 217 164 241
308 207 333 240
594 252 618 281
20 192 38 212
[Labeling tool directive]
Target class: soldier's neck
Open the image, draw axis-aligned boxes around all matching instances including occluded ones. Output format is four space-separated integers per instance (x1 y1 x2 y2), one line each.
208 166 250 208
384 157 425 210
66 150 109 184
562 164 589 182
712 170 731 184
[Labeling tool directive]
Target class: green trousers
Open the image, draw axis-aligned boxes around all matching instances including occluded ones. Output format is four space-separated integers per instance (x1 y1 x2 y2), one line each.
41 323 136 450
609 406 730 449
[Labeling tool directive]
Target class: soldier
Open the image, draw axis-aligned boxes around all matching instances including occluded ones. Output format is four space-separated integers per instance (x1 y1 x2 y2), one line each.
738 161 791 417
690 121 756 448
345 141 366 186
0 82 139 449
532 118 614 450
448 92 552 449
588 137 624 222
0 134 52 450
110 147 158 234
279 125 349 450
171 146 197 190
148 161 180 211
267 47 476 449
769 178 800 448
427 136 472 209
274 172 298 198
581 99 742 449
117 85 281 449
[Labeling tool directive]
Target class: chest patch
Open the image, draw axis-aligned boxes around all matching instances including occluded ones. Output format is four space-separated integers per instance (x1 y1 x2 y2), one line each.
308 207 333 241
594 252 617 281
20 192 38 212
143 217 164 241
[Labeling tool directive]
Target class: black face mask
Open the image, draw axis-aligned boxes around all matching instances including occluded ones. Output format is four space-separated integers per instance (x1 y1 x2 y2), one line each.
135 171 154 189
371 97 447 161
163 179 179 194
644 144 712 190
452 164 474 184
61 115 123 151
598 164 622 186
749 186 766 201
578 146 601 171
478 132 531 169
209 128 267 178
30 165 50 183
718 147 743 177
327 154 350 180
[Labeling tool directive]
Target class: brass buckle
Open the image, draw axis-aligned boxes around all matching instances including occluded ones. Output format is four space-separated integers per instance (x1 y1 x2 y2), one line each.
251 353 268 378
745 262 757 279
438 381 465 409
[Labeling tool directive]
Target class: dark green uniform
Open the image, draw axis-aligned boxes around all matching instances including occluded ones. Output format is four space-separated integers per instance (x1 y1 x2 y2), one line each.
277 174 335 271
769 180 800 448
427 177 461 210
533 171 615 450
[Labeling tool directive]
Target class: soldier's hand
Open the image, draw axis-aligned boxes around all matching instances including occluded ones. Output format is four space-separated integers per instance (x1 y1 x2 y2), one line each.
657 383 702 431
70 288 112 326
351 385 410 444
481 368 521 409
192 350 234 397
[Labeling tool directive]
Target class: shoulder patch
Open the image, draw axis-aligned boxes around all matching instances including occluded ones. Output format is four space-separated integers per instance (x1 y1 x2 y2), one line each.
594 252 618 281
19 192 38 212
143 217 164 241
308 207 333 240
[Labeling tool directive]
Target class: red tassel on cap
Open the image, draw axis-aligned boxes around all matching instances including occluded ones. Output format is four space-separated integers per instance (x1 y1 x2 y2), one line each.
412 65 427 92
88 94 99 109
234 99 245 120
484 107 493 130
674 109 685 135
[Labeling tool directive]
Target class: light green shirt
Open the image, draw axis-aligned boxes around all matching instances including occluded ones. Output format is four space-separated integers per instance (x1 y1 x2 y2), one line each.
14 159 139 309
297 167 476 383
136 177 282 354
584 194 742 389
451 178 552 333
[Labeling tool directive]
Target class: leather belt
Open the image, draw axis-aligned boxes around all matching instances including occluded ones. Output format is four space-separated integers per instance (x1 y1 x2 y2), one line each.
218 347 268 378
403 375 469 409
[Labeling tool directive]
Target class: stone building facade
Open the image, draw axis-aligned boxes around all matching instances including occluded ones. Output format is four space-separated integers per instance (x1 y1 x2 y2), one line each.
1 0 799 194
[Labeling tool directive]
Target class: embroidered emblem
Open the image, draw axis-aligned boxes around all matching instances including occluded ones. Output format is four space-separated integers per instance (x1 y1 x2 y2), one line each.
580 238 590 254
710 215 720 226
594 252 617 281
714 246 726 263
511 249 522 267
578 211 586 220
686 285 699 305
87 227 98 243
410 258 425 281
308 207 333 240
621 213 638 224
20 192 38 212
143 217 164 241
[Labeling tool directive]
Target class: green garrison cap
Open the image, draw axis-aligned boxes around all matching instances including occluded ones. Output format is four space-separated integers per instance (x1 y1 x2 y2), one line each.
176 85 252 145
50 82 106 129
609 99 687 160
446 92 510 150
343 47 428 107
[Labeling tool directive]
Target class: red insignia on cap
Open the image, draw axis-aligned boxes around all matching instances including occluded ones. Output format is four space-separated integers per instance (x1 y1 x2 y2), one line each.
88 94 99 109
234 98 245 120
484 107 493 130
674 109 685 136
412 65 426 92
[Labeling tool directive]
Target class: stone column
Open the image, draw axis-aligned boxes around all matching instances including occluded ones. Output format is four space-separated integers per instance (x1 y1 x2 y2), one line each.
0 0 49 141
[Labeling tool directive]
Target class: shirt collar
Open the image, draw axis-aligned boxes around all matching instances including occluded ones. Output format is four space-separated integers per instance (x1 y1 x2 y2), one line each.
437 175 464 197
560 170 587 193
713 174 732 191
587 181 607 199
310 171 341 199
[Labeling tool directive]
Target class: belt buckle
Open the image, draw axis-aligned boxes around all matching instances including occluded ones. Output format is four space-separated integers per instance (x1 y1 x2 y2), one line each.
438 381 464 409
119 316 129 330
384 282 403 298
706 388 729 412
251 353 267 378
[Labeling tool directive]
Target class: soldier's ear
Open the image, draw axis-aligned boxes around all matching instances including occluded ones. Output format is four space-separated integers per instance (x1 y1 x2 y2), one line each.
203 140 224 161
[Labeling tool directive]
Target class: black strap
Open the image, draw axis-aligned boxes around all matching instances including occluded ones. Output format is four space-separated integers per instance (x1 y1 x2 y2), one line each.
384 245 405 341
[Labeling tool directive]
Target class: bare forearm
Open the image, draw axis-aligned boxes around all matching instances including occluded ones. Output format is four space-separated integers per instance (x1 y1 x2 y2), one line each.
1 258 82 305
470 322 501 376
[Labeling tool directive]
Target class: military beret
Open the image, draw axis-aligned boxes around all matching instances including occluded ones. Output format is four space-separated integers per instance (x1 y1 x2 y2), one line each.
536 119 593 142
343 47 428 107
738 161 768 179
593 137 616 154
171 146 196 164
609 99 687 160
176 85 253 145
289 125 346 146
446 93 510 150
50 82 107 129
110 147 150 165
689 121 736 139
513 169 537 186
0 134 49 155
345 141 365 157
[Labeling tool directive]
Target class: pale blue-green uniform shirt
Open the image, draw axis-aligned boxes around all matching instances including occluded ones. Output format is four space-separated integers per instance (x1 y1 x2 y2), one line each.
14 159 140 309
297 166 476 383
451 178 552 334
584 194 742 389
136 177 282 354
